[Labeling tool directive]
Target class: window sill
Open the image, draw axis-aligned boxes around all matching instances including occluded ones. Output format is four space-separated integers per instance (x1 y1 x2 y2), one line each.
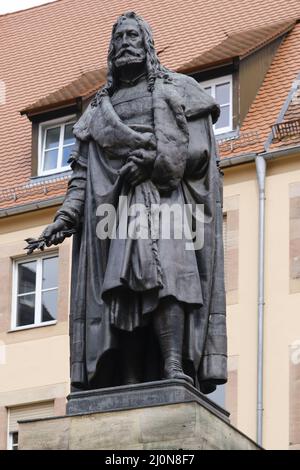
31 170 72 183
216 129 239 141
8 321 57 333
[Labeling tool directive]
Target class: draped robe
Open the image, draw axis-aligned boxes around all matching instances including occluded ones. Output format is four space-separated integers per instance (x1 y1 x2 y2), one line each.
55 72 227 393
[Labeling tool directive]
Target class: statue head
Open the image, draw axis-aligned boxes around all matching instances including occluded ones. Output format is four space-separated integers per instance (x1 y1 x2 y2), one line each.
92 11 171 105
112 13 147 69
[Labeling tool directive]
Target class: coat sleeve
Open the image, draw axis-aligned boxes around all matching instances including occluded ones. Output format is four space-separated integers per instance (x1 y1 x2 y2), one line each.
54 138 88 227
180 74 220 124
173 73 221 178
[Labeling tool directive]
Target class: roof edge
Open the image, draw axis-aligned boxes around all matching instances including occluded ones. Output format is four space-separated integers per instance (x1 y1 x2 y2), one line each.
0 195 64 218
221 144 300 168
239 19 297 60
21 98 80 117
178 18 298 75
20 67 107 115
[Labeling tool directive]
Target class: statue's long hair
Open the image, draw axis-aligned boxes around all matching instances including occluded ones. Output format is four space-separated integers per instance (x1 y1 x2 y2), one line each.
91 11 172 107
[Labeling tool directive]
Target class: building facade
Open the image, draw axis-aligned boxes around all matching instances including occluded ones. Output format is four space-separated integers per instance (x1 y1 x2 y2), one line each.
0 0 300 450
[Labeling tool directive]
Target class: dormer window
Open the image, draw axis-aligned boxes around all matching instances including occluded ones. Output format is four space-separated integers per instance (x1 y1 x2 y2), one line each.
38 115 76 176
201 75 233 135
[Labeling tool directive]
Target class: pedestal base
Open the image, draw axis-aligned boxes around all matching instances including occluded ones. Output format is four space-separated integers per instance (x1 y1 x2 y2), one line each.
18 381 260 450
67 379 229 422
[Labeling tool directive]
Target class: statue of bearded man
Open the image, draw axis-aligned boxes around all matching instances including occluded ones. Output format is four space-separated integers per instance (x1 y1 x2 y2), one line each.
37 11 227 394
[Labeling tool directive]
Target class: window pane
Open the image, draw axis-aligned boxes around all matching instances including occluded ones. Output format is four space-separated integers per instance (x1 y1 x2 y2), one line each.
216 82 230 105
43 149 58 171
64 124 75 146
42 257 58 289
9 432 18 451
215 105 230 129
204 86 212 95
62 145 74 167
41 290 58 322
45 127 60 149
12 432 18 450
16 294 35 326
18 261 36 294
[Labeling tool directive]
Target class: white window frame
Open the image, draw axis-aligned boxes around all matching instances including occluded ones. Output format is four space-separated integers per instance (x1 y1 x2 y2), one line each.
200 75 233 135
7 430 18 451
11 253 59 331
38 114 76 176
7 408 17 450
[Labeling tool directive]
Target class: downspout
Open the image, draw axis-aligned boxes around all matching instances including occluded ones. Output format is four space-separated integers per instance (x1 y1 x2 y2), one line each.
255 155 266 447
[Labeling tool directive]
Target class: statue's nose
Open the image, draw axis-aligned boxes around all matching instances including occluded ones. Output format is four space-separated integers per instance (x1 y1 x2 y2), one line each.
121 36 129 47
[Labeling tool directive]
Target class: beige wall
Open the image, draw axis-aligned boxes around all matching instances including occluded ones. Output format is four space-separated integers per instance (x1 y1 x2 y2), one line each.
224 163 259 441
224 153 300 450
263 156 300 450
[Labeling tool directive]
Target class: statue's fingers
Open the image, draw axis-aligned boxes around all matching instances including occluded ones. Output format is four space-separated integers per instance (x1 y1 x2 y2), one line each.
118 166 128 177
119 162 133 176
52 233 60 243
64 230 74 239
126 168 140 183
41 229 49 239
123 171 134 184
128 156 143 165
129 163 140 176
131 174 145 187
143 133 156 148
45 237 53 247
130 179 139 187
124 166 137 183
56 232 65 244
130 151 143 160
52 235 60 246
122 164 137 183
148 137 156 150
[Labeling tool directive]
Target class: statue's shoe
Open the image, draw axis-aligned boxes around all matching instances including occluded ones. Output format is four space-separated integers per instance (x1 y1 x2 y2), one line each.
164 368 194 386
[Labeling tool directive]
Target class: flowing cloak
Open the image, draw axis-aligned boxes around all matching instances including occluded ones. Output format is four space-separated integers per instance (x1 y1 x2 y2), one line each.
55 72 227 394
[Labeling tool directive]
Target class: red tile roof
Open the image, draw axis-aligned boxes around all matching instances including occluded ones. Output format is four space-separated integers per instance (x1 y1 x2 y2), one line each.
21 69 107 116
1 0 300 210
178 19 296 73
22 19 296 116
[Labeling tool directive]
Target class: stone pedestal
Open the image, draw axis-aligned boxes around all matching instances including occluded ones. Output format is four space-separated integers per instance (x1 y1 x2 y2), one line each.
18 380 260 450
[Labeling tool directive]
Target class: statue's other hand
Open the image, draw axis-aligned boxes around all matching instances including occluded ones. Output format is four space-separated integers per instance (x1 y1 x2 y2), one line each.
119 161 148 188
145 133 156 150
41 219 71 247
128 150 156 169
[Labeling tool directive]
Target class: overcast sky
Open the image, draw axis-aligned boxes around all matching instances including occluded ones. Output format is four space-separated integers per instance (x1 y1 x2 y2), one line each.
0 0 57 14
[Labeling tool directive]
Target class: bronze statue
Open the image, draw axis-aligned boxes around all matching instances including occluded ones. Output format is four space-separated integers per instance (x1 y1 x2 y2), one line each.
28 12 227 394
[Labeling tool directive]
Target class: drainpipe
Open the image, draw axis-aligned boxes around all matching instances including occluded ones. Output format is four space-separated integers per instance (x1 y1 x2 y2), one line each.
255 155 266 447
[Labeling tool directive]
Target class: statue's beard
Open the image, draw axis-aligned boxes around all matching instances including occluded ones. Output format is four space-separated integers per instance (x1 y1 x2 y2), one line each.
114 47 146 69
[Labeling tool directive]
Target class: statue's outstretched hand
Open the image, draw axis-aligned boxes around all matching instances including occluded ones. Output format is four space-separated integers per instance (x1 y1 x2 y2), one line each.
25 219 76 254
41 219 72 246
